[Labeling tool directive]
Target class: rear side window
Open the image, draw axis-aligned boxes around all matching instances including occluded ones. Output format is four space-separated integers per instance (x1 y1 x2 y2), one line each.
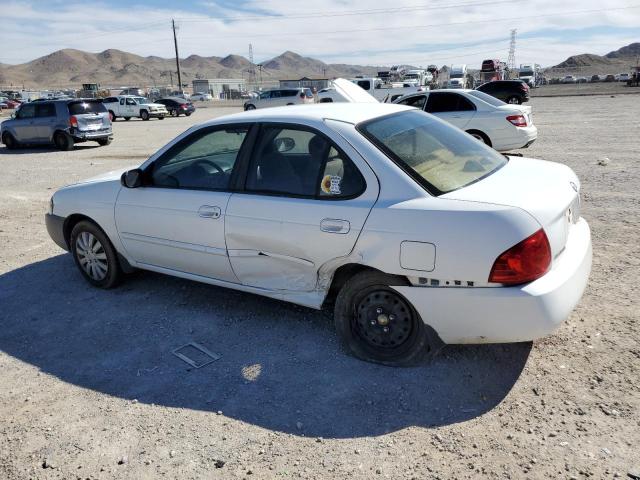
68 101 106 115
282 90 297 97
245 126 365 199
35 103 56 117
426 93 475 113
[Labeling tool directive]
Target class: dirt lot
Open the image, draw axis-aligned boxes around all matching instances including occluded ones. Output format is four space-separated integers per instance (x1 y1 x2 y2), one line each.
1 95 639 480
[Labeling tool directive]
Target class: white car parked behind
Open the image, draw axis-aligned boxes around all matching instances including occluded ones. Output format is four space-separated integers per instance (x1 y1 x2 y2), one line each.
191 92 213 101
393 89 537 151
45 97 591 366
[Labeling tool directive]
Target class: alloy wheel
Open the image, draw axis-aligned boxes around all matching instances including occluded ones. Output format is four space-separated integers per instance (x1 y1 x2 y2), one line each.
75 231 108 281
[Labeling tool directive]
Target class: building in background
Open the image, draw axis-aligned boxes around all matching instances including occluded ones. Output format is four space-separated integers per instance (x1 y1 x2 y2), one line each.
279 77 330 90
192 78 246 99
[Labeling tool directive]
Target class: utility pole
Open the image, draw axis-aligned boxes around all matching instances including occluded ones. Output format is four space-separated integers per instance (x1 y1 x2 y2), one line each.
507 29 517 79
172 19 183 93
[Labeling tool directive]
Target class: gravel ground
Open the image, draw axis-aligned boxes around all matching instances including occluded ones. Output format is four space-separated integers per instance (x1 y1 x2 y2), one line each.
0 96 639 480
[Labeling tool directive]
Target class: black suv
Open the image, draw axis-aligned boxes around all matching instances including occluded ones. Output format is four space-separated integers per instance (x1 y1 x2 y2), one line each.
155 98 196 117
475 80 530 104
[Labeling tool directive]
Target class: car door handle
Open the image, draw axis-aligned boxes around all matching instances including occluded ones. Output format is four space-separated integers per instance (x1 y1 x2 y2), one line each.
198 205 221 219
320 218 350 234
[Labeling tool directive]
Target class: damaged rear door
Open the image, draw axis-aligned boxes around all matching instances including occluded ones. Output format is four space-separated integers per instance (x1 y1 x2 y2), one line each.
225 122 378 291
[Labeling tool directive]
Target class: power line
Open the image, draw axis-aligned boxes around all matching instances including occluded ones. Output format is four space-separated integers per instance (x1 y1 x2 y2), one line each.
176 0 516 23
172 5 640 41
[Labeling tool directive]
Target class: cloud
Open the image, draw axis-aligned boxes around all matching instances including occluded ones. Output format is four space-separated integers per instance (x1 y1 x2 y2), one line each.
1 0 638 67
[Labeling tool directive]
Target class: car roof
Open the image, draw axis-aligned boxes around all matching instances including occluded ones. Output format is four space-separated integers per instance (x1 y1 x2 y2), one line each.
202 103 413 126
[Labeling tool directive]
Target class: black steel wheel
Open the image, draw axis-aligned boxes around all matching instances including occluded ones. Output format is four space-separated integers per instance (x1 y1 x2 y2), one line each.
334 271 441 366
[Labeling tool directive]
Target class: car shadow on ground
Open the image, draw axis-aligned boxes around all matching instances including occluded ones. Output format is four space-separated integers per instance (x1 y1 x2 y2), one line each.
0 144 100 155
0 255 531 438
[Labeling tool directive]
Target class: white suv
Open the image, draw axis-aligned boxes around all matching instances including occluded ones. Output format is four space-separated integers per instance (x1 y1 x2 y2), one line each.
244 88 314 110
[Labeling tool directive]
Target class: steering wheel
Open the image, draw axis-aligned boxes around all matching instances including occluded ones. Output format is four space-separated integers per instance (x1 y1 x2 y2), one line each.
192 159 224 174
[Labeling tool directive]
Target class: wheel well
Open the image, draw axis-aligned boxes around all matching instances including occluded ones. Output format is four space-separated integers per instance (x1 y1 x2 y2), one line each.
63 214 95 248
325 264 407 305
465 129 492 147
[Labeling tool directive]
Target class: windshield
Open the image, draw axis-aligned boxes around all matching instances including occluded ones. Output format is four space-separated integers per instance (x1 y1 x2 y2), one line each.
468 90 506 107
450 73 463 78
519 70 534 77
358 110 507 195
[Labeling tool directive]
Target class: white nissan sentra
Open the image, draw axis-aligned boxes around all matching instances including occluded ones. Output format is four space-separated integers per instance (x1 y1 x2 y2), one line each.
45 99 592 366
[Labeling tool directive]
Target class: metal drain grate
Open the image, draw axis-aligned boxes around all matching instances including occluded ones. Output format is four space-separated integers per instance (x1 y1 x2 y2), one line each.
172 342 221 369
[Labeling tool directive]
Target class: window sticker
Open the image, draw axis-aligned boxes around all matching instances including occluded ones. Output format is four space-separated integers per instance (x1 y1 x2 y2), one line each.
321 175 342 195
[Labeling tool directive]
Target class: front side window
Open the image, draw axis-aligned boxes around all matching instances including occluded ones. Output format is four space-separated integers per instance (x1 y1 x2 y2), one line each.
358 110 506 195
245 126 365 198
126 98 137 106
17 103 36 119
397 95 427 109
150 126 248 190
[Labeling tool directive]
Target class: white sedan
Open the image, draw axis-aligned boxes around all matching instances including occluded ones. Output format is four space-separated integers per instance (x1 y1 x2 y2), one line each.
392 89 537 151
45 103 591 366
191 92 213 101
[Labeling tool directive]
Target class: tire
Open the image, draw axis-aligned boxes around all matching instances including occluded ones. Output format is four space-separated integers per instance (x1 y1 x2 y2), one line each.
2 132 18 150
124 117 131 121
140 110 149 121
245 104 256 111
171 109 179 117
70 220 122 289
506 95 522 104
108 110 116 122
466 130 491 146
319 98 333 103
158 116 165 120
185 112 192 117
54 132 74 151
334 271 441 366
97 138 112 146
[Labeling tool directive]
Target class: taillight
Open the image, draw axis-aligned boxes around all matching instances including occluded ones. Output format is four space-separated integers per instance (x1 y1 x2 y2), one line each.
180 103 187 109
69 115 78 127
519 83 529 91
489 229 551 285
506 114 527 127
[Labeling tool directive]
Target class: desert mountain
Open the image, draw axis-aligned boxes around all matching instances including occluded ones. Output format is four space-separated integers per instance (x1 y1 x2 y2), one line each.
0 48 381 89
551 42 639 71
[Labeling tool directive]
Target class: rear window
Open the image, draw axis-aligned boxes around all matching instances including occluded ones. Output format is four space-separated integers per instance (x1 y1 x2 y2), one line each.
358 110 507 195
68 101 106 115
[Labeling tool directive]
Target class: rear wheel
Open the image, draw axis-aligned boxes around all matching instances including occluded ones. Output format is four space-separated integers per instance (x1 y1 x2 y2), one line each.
466 129 491 146
140 110 149 121
245 104 256 111
70 221 121 289
2 132 18 149
54 132 74 151
334 271 440 366
97 138 112 146
185 112 192 117
171 109 179 117
506 95 521 104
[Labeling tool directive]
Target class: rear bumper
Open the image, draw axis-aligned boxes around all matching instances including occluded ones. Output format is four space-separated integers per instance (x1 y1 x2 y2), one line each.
393 218 592 344
45 213 68 251
494 125 537 151
70 128 112 141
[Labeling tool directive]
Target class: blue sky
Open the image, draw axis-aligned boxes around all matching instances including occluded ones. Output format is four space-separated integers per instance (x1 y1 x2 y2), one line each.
2 0 639 67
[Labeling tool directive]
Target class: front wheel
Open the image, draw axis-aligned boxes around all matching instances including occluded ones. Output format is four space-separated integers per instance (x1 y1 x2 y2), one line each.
506 95 522 104
185 112 192 117
245 104 256 110
334 271 440 366
140 110 150 121
70 221 121 289
97 138 112 146
2 132 19 149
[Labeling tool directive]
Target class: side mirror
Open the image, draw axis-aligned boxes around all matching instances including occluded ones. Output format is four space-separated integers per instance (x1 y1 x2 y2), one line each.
10 112 17 119
121 169 143 188
274 137 295 153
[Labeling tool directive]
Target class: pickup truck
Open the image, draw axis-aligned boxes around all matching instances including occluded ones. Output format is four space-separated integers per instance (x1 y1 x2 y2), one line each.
102 95 168 121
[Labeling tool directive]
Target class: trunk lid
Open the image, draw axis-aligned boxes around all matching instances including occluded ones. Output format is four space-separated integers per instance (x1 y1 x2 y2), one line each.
498 103 533 125
332 78 379 103
443 157 580 258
